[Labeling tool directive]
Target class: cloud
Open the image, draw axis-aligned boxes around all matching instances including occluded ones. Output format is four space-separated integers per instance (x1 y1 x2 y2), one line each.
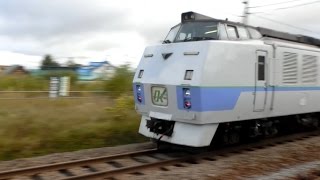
0 0 136 59
0 0 132 38
0 0 318 68
248 1 320 38
0 51 41 68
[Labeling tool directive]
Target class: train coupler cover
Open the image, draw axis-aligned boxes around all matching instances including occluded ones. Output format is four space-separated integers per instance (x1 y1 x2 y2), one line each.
146 118 175 136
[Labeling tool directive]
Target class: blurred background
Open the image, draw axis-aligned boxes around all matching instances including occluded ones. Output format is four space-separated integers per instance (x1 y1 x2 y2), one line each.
0 57 145 160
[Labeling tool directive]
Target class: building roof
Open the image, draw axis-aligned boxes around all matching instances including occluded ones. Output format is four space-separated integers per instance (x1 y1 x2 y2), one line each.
1 65 28 75
77 61 112 74
41 66 78 71
89 61 110 67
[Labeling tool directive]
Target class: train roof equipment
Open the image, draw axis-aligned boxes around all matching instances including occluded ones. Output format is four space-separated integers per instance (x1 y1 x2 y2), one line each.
181 11 320 47
257 27 320 47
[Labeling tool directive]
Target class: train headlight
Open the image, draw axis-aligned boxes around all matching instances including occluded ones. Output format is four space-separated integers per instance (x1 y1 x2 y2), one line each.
184 100 192 109
183 88 192 109
136 85 143 103
137 96 142 102
184 89 191 97
137 85 142 92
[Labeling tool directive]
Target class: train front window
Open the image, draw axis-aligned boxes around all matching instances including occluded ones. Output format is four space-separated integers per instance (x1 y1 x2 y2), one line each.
163 25 181 43
174 22 218 42
163 22 219 43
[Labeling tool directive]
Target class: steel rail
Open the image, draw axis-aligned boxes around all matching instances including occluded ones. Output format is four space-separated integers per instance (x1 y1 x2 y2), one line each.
61 155 193 180
0 148 157 179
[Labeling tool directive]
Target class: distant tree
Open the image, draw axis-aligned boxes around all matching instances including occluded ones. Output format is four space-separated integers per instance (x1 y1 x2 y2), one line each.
40 55 60 70
65 59 81 69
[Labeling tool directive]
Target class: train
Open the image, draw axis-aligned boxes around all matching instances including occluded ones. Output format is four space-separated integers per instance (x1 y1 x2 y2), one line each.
133 11 320 147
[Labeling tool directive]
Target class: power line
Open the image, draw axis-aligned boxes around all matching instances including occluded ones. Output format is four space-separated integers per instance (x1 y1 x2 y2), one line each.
272 0 320 10
251 0 320 13
252 14 319 35
249 0 304 8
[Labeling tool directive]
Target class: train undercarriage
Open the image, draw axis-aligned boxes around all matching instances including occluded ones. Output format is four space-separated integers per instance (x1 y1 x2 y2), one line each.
213 113 320 146
148 112 320 149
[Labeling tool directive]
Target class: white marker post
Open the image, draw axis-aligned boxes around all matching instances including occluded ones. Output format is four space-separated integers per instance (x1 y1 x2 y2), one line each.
59 76 70 97
49 77 60 98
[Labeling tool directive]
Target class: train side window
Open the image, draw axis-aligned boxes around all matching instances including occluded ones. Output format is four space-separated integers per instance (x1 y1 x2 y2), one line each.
226 25 238 39
238 26 249 39
248 28 262 39
258 56 265 81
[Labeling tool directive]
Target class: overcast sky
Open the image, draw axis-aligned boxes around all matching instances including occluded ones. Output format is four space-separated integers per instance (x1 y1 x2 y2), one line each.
0 0 319 68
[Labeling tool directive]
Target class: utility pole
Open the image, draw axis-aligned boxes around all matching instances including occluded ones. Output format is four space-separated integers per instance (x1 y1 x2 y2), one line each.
242 0 249 25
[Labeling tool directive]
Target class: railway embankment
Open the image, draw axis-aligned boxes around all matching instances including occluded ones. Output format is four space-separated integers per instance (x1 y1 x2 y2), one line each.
0 132 319 179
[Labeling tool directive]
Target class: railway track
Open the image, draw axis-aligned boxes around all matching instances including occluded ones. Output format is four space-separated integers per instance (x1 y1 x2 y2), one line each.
0 130 319 180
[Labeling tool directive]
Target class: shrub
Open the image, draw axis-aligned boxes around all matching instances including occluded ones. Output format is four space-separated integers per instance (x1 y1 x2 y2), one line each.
0 76 48 91
104 64 134 98
106 93 138 120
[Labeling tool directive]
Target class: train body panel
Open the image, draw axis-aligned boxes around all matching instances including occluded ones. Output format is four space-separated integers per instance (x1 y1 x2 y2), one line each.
133 11 320 147
136 41 209 86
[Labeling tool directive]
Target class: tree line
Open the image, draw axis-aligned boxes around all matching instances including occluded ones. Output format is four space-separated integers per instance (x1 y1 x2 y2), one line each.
40 54 81 70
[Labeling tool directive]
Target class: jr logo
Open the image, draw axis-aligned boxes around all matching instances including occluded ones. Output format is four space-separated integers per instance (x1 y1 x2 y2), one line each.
152 87 168 106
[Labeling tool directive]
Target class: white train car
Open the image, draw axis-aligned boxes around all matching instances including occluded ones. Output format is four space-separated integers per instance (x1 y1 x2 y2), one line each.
133 12 320 147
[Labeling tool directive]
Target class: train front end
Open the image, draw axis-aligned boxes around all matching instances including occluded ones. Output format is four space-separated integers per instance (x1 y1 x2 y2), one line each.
133 12 222 147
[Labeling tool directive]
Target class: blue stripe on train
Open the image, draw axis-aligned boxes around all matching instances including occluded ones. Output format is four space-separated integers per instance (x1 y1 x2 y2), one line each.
176 86 320 112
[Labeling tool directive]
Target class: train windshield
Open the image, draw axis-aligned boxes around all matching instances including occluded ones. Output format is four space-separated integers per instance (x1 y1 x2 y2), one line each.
163 22 218 43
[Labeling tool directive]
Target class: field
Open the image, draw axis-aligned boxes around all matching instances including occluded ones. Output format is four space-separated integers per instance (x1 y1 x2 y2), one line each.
0 65 146 160
0 96 146 161
0 66 146 161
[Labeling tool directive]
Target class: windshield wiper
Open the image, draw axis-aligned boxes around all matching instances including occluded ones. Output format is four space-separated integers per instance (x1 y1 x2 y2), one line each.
183 37 216 42
163 40 171 44
202 37 216 40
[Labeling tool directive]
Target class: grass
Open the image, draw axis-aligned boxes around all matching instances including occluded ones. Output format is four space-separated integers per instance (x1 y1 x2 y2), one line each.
0 65 143 160
0 95 146 161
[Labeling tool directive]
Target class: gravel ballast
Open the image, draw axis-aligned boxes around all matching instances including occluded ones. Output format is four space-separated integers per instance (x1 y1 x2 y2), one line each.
120 135 320 180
